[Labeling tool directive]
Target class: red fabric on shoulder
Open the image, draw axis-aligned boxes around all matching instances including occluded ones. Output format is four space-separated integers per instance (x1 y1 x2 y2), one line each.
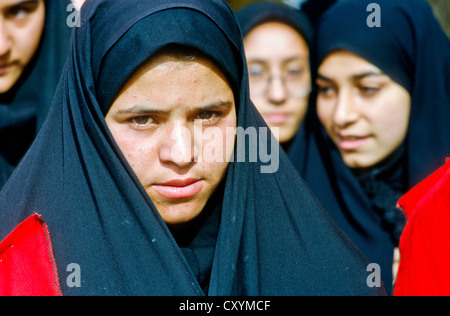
395 159 450 296
397 159 449 219
0 214 62 296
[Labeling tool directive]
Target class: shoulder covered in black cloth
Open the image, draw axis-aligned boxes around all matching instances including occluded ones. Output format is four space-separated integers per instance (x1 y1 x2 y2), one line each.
0 0 384 296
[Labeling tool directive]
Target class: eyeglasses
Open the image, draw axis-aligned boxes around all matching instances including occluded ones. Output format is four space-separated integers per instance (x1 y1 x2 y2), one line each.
248 62 311 98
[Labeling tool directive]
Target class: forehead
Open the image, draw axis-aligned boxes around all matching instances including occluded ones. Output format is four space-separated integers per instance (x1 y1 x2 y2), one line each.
112 54 234 111
129 54 230 90
244 22 308 58
319 50 383 78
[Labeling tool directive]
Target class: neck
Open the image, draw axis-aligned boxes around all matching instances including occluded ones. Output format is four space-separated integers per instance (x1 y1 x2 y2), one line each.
354 145 407 192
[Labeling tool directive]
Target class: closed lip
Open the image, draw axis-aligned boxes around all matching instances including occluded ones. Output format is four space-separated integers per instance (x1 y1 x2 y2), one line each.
263 112 290 125
337 133 372 151
152 178 204 200
0 63 12 75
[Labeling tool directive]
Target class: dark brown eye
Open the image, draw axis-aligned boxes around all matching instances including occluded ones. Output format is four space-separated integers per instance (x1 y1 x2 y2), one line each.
131 116 155 126
359 86 381 96
196 111 220 121
7 1 39 19
317 86 336 98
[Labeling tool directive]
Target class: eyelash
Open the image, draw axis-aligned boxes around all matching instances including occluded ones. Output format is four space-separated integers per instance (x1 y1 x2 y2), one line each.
195 111 222 123
130 116 156 127
317 85 382 98
128 111 223 129
359 86 381 96
7 4 36 19
317 85 336 98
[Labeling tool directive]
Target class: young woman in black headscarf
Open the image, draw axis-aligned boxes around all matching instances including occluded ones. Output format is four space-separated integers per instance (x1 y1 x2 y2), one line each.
0 0 72 188
0 0 383 296
288 0 450 294
236 2 312 148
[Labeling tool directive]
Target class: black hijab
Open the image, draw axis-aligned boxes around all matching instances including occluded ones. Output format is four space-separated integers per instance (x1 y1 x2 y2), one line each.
300 0 337 27
0 0 383 296
236 1 312 46
0 0 72 188
288 0 450 294
236 1 313 153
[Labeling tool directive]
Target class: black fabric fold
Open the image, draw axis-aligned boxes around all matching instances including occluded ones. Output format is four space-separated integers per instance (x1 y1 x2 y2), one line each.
0 0 382 296
287 0 450 294
0 0 72 188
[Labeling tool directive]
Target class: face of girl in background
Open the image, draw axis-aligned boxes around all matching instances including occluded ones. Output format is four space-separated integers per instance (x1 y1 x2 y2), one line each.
316 50 411 170
105 53 237 227
244 22 311 144
0 0 45 94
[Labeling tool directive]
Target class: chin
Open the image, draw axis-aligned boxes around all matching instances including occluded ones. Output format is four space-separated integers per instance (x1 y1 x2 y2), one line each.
0 70 22 94
273 128 292 144
0 80 16 94
157 202 206 226
342 154 375 170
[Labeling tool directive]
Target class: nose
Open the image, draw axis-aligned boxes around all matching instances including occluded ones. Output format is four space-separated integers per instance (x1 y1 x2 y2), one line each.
0 21 12 57
333 90 360 129
159 123 199 169
267 74 287 106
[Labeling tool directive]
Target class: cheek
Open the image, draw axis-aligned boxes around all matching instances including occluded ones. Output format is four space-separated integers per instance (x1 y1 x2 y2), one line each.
223 114 237 161
371 100 410 146
201 161 229 184
275 98 308 142
17 14 45 64
199 124 235 165
113 130 158 180
290 97 309 121
250 95 271 112
316 100 334 132
197 118 235 181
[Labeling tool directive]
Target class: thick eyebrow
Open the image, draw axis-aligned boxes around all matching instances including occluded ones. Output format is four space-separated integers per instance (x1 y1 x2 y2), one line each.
316 74 334 83
197 101 233 112
317 71 386 83
116 105 169 116
283 56 308 64
116 101 233 116
248 56 307 65
351 71 386 81
4 0 39 9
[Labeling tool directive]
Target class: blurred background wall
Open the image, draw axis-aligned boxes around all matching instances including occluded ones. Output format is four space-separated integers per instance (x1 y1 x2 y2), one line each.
427 0 450 38
227 0 302 11
227 0 449 38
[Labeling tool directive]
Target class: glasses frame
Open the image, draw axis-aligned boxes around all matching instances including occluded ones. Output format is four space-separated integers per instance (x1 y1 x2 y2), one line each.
248 63 312 99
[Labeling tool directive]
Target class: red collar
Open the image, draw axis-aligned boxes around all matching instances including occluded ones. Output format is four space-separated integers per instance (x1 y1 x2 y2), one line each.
0 214 61 296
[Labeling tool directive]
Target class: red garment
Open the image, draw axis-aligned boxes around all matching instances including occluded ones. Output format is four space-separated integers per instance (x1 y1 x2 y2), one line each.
0 214 62 296
394 159 450 296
